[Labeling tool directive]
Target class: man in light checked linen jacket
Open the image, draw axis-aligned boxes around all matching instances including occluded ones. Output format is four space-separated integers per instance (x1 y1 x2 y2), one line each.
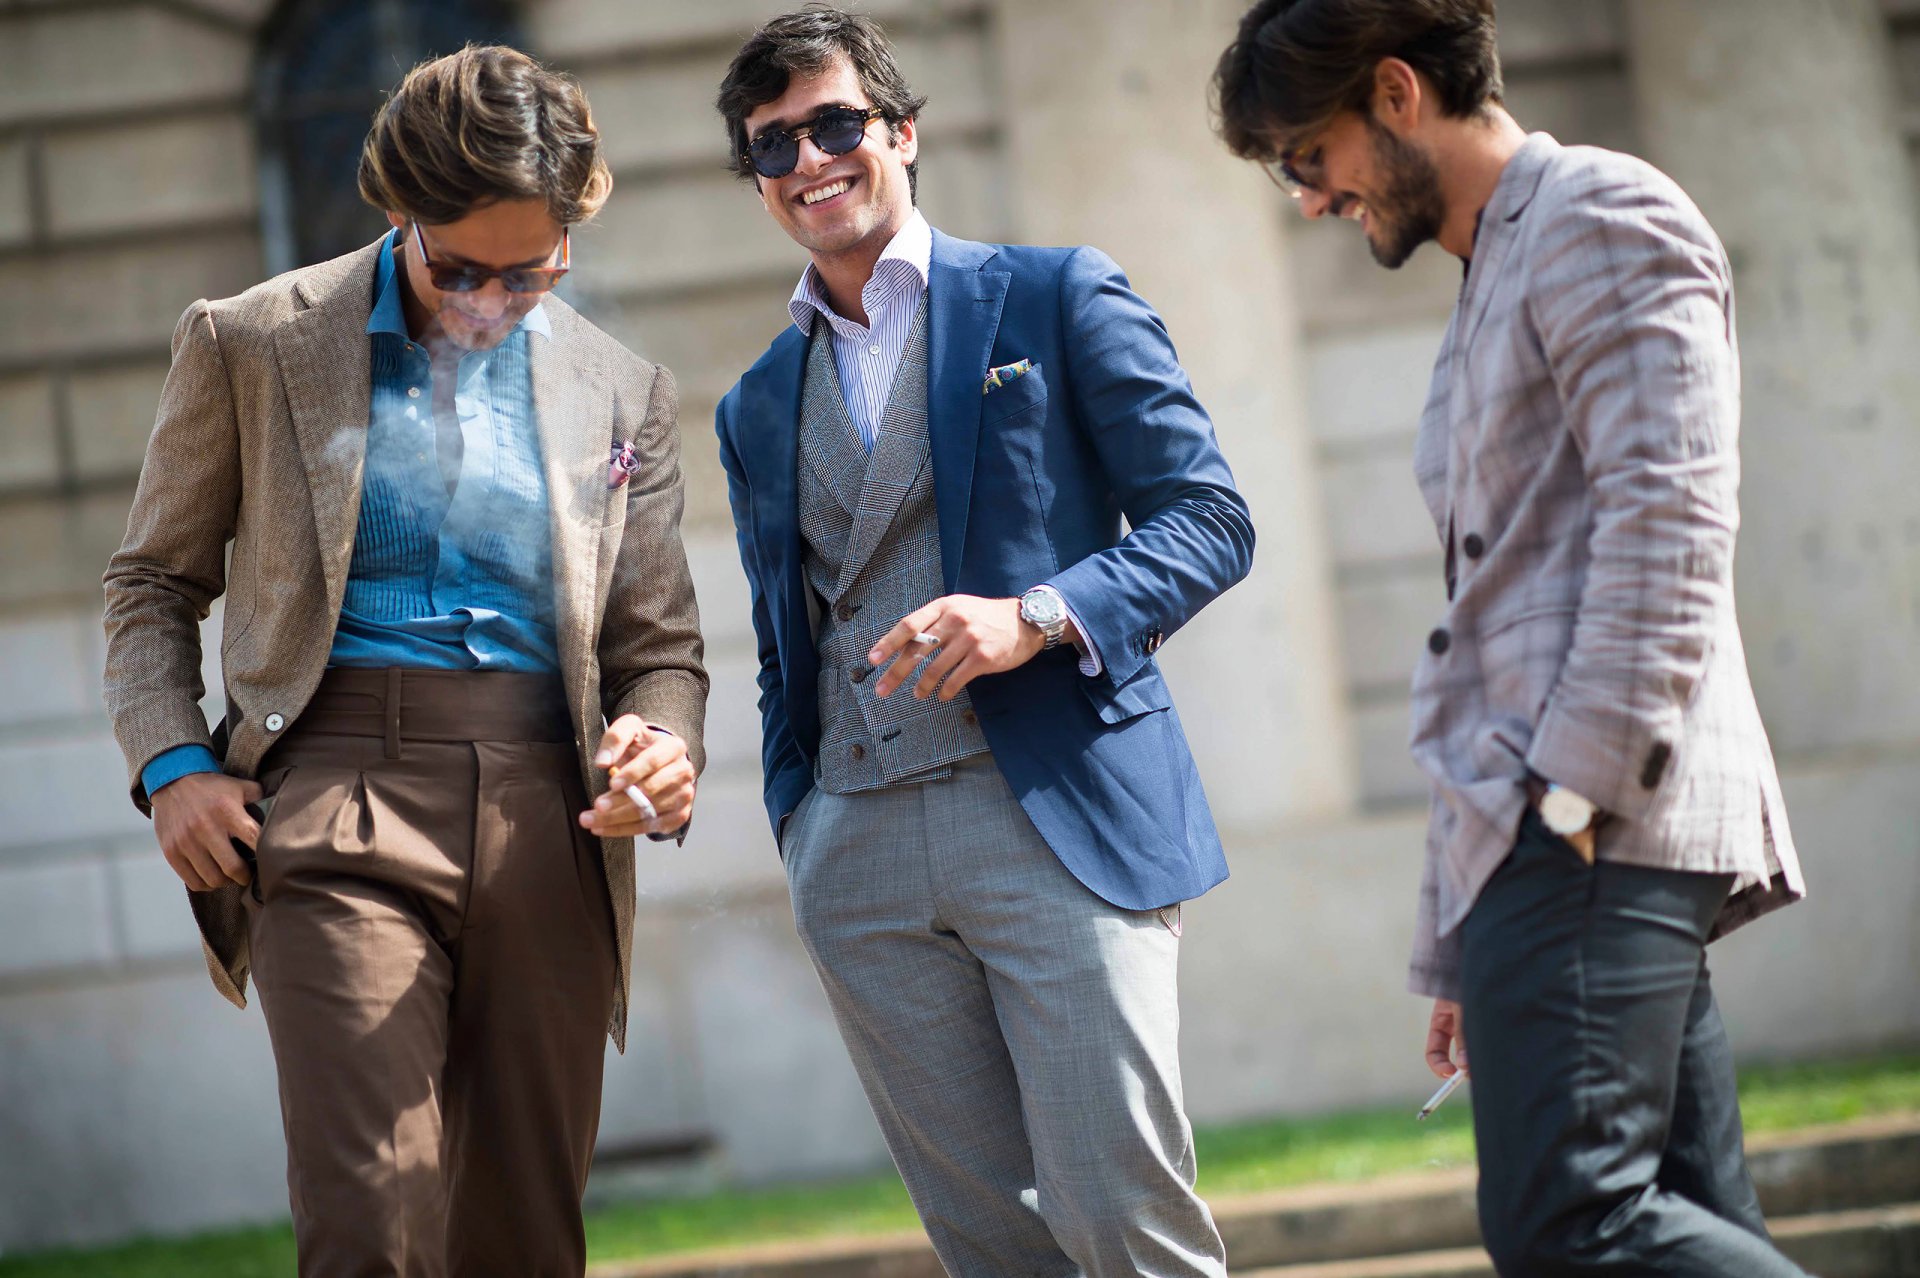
1216 1 1806 1274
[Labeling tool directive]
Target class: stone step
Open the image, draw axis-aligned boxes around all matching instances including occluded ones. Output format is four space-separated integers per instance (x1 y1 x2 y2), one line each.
1236 1202 1920 1278
586 1114 1920 1278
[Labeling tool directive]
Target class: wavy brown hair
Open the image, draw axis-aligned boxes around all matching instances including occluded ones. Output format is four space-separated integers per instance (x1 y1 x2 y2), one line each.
1213 0 1503 160
358 44 612 226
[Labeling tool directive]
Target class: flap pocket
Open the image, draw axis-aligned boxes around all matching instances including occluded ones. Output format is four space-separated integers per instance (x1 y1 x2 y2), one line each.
1081 663 1173 724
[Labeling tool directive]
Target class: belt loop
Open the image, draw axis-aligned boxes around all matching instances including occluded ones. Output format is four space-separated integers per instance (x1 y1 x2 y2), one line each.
384 667 403 760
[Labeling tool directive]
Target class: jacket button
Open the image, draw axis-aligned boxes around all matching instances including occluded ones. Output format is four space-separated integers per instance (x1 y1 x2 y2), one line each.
1462 533 1485 560
836 602 854 622
1427 628 1450 655
264 713 285 732
850 743 866 761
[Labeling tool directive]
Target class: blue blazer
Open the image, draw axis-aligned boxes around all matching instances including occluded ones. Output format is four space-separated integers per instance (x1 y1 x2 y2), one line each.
715 230 1255 910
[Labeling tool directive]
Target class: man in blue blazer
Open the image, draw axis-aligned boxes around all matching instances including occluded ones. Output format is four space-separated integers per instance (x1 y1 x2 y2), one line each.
715 11 1251 1274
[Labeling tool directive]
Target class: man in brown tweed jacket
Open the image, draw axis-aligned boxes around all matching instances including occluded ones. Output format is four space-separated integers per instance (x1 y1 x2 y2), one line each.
102 46 706 1276
1217 2 1807 1276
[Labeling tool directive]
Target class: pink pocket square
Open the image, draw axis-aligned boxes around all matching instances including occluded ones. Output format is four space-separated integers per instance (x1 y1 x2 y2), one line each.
608 441 639 489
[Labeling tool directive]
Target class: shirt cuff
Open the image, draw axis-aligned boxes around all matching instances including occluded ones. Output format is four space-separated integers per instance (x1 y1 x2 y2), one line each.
142 744 223 799
1052 592 1103 677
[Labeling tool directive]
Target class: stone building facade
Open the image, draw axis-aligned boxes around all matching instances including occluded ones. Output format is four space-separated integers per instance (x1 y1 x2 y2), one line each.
1 0 1917 1252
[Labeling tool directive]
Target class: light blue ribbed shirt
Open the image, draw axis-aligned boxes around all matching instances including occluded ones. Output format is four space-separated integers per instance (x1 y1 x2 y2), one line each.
143 230 557 797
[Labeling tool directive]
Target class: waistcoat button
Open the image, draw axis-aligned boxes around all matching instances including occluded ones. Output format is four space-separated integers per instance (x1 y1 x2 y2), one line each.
850 743 866 761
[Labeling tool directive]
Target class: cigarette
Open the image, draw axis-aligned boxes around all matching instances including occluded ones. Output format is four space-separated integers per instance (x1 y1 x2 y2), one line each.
911 632 939 645
622 782 656 823
1417 1069 1467 1121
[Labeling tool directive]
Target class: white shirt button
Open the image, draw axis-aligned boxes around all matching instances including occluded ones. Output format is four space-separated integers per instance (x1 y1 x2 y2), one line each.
868 344 881 355
407 386 421 398
264 713 285 732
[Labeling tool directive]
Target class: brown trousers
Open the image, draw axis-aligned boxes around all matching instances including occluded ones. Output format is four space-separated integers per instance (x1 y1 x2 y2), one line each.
247 668 617 1277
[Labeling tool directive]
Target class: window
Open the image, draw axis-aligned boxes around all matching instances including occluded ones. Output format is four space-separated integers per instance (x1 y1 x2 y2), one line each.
256 0 522 273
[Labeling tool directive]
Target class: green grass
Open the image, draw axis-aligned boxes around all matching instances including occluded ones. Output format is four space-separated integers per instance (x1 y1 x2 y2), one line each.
6 1053 1914 1277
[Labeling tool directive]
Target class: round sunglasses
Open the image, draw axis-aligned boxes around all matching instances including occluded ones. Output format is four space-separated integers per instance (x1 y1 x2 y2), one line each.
746 106 886 180
411 221 570 294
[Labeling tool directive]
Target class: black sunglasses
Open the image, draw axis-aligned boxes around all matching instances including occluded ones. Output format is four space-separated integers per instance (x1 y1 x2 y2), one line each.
747 106 886 180
411 222 570 294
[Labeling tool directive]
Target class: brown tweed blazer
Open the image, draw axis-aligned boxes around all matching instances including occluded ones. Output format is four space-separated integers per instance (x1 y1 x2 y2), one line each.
102 238 708 1050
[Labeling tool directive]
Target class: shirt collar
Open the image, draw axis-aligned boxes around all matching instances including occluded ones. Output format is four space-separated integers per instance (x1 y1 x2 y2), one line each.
788 209 932 335
367 226 553 341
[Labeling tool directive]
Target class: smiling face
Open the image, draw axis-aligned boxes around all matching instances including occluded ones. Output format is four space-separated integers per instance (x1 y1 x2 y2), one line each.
1288 111 1448 270
743 54 917 263
384 197 564 351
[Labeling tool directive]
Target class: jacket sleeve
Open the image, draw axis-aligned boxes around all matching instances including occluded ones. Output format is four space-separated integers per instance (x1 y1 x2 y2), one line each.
1523 167 1741 822
716 392 813 837
102 300 239 813
601 362 711 774
1044 247 1256 687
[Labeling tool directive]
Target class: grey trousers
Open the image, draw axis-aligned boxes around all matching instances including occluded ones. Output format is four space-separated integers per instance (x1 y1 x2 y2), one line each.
782 754 1227 1278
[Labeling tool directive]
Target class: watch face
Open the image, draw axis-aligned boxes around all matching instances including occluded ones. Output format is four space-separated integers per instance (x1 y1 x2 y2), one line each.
1022 589 1066 628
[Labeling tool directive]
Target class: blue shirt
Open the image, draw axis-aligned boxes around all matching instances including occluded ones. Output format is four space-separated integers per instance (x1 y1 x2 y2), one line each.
144 231 558 797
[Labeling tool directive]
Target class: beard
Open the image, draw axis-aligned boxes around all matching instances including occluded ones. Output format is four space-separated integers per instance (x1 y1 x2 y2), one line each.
1362 118 1447 270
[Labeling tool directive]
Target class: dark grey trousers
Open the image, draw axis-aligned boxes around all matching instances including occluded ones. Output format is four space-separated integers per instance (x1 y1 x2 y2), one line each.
1459 811 1809 1277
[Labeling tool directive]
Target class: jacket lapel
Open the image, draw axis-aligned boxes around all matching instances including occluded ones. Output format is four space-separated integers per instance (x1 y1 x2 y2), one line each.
530 301 616 707
836 299 931 594
799 324 870 521
926 231 1009 593
1454 132 1558 363
272 240 383 611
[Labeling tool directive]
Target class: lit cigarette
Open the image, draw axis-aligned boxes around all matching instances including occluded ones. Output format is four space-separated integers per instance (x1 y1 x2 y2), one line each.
911 632 939 645
1417 1069 1467 1121
622 782 656 823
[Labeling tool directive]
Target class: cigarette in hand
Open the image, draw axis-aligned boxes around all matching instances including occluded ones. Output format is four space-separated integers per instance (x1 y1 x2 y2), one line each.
1417 1068 1467 1120
622 783 657 823
911 632 939 645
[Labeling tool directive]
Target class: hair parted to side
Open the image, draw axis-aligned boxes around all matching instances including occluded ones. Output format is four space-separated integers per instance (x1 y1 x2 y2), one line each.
1213 0 1502 160
358 44 613 226
715 4 929 198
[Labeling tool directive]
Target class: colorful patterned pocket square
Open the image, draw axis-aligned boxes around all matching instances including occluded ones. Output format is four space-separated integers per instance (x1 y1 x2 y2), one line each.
608 441 639 489
983 359 1033 395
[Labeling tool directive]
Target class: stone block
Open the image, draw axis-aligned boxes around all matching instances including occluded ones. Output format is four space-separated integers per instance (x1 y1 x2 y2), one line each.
0 610 96 727
597 918 710 1149
673 895 890 1182
0 971 287 1252
109 848 202 965
529 0 941 63
0 488 141 609
1305 324 1446 447
0 857 116 977
1893 22 1920 105
0 235 262 365
0 136 30 248
0 374 61 492
66 361 170 482
1494 0 1625 66
1289 215 1463 339
695 649 770 781
1505 64 1639 155
1336 570 1445 695
581 24 991 178
684 524 758 651
1318 446 1440 569
0 9 251 127
0 731 152 855
1354 697 1426 809
43 113 256 239
627 770 787 907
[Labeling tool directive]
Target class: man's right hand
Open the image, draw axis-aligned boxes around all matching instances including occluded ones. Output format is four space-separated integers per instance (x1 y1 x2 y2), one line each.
151 772 263 891
1424 997 1468 1081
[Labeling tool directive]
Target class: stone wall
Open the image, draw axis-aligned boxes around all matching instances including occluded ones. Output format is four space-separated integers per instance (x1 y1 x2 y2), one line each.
0 0 1916 1254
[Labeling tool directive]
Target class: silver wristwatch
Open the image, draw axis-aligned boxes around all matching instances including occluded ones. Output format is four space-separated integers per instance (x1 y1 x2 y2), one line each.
1539 783 1598 838
1018 585 1069 651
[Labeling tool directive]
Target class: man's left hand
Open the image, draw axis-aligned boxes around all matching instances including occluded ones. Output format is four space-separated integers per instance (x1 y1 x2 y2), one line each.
582 715 694 839
870 594 1071 701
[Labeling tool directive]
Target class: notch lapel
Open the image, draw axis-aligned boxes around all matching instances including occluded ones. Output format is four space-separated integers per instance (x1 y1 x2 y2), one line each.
836 301 932 594
925 231 1009 592
271 241 383 613
531 305 616 709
